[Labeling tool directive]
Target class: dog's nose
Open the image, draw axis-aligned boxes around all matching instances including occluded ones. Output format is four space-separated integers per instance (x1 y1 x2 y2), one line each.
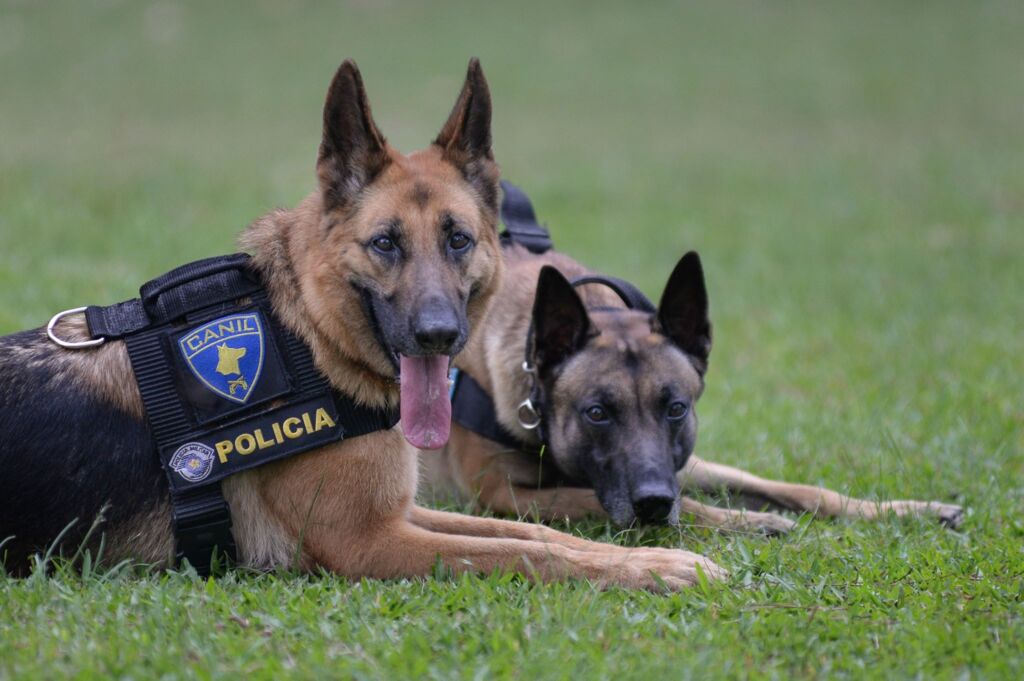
413 301 461 354
631 482 676 525
414 322 459 354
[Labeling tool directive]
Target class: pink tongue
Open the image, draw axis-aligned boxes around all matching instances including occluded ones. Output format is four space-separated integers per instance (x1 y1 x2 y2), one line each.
399 355 452 450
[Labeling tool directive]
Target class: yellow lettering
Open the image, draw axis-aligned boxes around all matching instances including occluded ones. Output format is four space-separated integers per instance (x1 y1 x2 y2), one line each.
272 422 284 444
203 328 218 344
215 440 233 464
302 412 314 433
236 433 256 455
217 322 235 336
242 318 254 331
282 417 303 439
314 408 336 431
255 428 274 450
185 335 202 352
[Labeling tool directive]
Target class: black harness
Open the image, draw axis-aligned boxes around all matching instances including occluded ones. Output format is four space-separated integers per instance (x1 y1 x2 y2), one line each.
69 254 398 575
450 182 656 456
498 180 554 254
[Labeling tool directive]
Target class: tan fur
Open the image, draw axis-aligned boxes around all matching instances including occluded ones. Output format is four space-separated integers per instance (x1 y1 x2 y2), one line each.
680 456 963 526
100 500 175 566
39 318 297 568
24 316 144 420
423 245 963 532
37 60 723 588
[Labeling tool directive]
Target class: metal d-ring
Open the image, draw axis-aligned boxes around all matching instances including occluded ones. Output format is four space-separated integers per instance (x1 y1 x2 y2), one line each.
46 307 105 349
517 397 541 430
517 360 541 429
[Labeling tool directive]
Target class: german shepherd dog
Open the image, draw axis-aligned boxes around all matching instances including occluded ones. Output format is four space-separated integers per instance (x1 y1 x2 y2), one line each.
0 60 723 589
422 236 965 532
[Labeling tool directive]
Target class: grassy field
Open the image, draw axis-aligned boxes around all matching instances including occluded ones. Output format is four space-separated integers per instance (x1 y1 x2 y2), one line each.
2 0 1023 678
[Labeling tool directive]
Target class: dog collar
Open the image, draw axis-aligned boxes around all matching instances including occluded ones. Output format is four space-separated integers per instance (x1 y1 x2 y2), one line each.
51 254 399 576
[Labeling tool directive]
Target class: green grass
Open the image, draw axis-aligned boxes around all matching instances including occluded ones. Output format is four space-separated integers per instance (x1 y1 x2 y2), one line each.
1 0 1022 678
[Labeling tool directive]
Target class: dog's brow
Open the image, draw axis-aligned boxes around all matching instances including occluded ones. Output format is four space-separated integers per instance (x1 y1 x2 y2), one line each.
439 212 460 232
586 385 626 411
410 183 432 207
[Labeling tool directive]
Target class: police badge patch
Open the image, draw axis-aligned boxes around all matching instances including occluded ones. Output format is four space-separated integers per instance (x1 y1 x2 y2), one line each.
168 442 215 482
178 312 266 404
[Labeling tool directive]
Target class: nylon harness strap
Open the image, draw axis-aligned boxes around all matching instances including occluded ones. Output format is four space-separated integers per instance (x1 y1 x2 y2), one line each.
84 254 399 576
448 369 534 453
499 180 553 254
570 275 657 315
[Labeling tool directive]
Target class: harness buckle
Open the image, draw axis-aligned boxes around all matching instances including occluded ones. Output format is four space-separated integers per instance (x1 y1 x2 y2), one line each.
517 398 541 430
46 307 105 349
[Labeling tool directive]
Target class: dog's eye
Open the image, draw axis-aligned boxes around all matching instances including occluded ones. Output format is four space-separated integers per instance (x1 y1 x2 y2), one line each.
667 401 689 420
372 236 396 254
584 405 609 424
448 232 472 251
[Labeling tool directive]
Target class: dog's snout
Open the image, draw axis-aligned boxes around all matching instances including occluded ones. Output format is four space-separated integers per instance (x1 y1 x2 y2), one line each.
633 494 675 524
415 322 458 353
631 482 676 525
412 298 461 354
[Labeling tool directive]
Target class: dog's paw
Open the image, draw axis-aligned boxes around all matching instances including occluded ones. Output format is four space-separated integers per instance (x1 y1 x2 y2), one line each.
890 500 965 529
706 509 796 536
932 502 964 530
743 511 797 536
619 548 727 590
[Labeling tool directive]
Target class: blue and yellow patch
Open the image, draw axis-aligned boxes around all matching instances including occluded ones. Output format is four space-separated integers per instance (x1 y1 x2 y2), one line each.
168 442 215 483
178 312 265 404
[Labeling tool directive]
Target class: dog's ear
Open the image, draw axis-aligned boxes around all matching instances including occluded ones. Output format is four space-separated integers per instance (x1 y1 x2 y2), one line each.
531 266 591 377
317 59 390 209
434 58 500 215
657 251 712 375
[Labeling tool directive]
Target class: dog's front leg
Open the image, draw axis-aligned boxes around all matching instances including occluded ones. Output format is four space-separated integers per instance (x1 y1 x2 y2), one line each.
344 511 724 590
476 470 795 535
407 505 693 557
438 433 607 522
410 504 598 549
680 456 964 528
259 436 722 589
677 497 796 535
476 477 606 523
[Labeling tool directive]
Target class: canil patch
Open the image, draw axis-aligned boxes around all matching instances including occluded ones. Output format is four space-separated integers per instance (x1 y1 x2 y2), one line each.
178 312 265 404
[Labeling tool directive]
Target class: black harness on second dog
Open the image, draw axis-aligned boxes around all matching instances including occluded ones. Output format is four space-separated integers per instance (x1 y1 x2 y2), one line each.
70 255 398 575
450 182 656 456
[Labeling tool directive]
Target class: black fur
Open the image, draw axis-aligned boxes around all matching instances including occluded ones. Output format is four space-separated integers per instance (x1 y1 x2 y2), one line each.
317 60 390 210
357 276 470 362
657 251 712 375
531 266 592 378
0 329 166 574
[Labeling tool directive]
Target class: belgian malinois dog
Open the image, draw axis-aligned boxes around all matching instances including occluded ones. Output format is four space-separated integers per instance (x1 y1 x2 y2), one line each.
0 60 723 589
422 221 964 531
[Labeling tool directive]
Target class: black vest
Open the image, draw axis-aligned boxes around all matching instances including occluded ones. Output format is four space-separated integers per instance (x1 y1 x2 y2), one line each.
80 254 398 575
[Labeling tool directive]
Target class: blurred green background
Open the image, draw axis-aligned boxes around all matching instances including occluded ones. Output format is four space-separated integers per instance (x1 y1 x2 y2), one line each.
1 1 1022 678
2 0 1020 492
